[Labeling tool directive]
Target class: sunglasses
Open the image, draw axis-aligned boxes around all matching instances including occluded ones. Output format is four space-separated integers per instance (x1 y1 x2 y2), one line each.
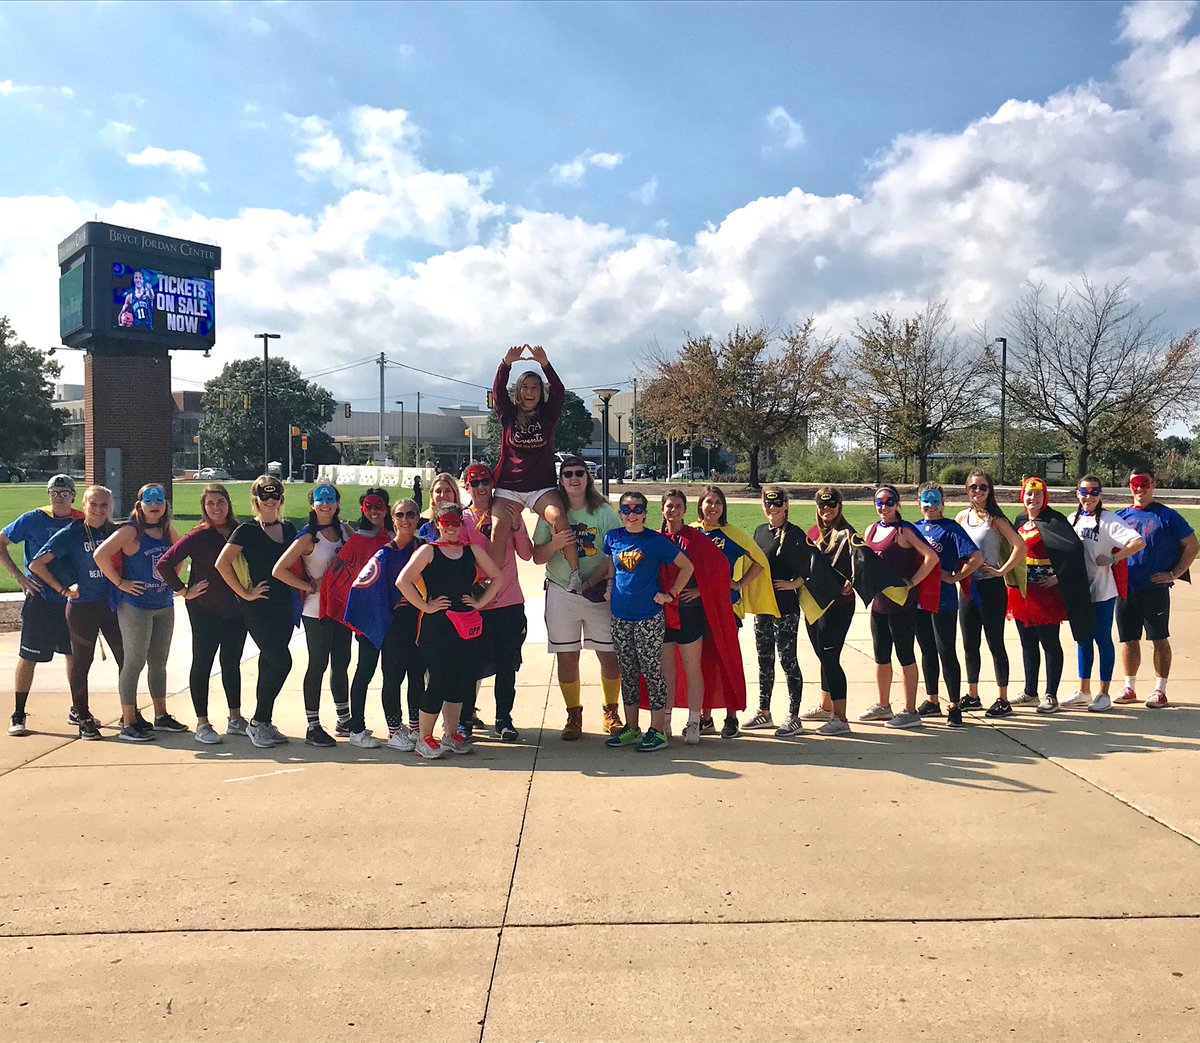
968 484 990 493
560 469 587 479
255 488 283 502
394 509 419 520
468 478 492 487
874 497 898 508
140 487 166 506
1077 486 1101 497
619 503 647 516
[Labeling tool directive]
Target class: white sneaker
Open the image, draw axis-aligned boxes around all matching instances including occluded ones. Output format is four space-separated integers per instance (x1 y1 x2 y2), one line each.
565 570 582 594
414 735 444 760
387 729 416 752
349 730 381 749
1011 691 1039 705
1088 693 1111 713
246 721 275 749
1058 689 1087 708
800 705 832 722
886 710 923 729
683 720 701 746
858 703 894 722
818 718 851 736
193 722 223 745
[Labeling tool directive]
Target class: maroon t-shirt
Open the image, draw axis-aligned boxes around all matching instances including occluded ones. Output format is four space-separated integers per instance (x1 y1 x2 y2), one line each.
157 525 241 619
492 361 564 492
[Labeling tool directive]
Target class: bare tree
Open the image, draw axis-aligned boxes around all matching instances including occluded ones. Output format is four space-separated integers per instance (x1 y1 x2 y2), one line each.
638 320 839 487
1002 279 1200 476
846 302 987 483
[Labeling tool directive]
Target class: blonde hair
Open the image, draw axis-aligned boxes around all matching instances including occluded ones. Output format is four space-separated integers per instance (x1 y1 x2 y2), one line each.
425 472 463 519
81 485 114 525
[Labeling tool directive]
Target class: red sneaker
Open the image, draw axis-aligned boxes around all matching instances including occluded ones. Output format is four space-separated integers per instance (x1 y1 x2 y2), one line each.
1114 687 1138 705
1145 690 1169 709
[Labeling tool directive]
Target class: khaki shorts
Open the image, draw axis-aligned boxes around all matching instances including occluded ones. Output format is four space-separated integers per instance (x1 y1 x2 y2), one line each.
545 579 612 653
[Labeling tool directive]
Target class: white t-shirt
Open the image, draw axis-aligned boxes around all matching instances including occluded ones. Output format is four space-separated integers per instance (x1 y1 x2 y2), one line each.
1067 510 1140 602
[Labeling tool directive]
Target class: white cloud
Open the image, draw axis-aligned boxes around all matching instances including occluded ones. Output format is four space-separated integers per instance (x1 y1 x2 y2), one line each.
125 146 207 175
0 79 73 98
101 120 135 146
550 149 627 185
765 105 805 150
1120 0 1195 42
633 177 658 205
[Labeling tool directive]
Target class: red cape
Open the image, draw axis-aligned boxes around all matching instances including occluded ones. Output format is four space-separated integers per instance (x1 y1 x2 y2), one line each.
638 524 747 712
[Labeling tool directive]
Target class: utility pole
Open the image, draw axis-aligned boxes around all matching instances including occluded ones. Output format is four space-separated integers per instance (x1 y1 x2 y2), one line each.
415 391 422 469
377 351 386 462
256 333 280 474
631 377 637 477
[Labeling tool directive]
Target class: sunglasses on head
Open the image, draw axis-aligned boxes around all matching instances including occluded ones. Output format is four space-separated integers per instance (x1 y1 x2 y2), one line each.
560 469 587 479
874 496 897 508
255 487 283 502
468 478 492 487
619 503 647 516
394 509 419 520
1078 486 1101 497
140 486 166 506
968 483 990 493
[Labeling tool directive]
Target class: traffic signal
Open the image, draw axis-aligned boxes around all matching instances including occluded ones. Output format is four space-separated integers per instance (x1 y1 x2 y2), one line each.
486 390 494 410
344 402 352 418
291 426 300 436
301 433 309 451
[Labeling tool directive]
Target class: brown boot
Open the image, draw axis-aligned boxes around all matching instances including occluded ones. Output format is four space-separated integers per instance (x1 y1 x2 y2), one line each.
602 703 623 736
561 705 583 741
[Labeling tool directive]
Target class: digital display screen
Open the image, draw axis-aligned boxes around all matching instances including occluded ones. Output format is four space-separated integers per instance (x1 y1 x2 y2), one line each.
59 265 84 338
110 262 214 339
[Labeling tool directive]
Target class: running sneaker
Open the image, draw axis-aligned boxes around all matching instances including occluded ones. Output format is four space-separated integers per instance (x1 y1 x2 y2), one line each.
265 723 289 746
1010 691 1039 706
1058 689 1087 708
1145 690 1169 709
561 706 583 741
132 715 155 737
334 717 352 737
858 703 894 722
721 715 740 738
456 722 474 742
441 732 473 755
386 729 416 752
193 722 223 745
1114 687 1138 705
605 725 643 748
635 727 669 752
1088 693 1112 713
800 705 832 722
744 708 774 730
8 712 28 736
1036 694 1060 714
602 704 623 735
349 730 381 749
494 719 520 742
118 722 155 743
78 719 102 740
467 713 488 730
305 724 337 748
774 715 804 738
683 720 701 746
958 695 984 712
67 706 100 728
947 706 964 728
984 699 1013 719
154 714 189 733
886 710 923 729
565 569 583 594
246 721 275 749
917 699 943 718
226 717 249 737
414 734 444 760
817 717 851 736
699 715 717 735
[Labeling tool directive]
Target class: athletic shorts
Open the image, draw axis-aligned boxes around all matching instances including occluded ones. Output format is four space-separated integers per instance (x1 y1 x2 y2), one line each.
545 579 613 653
19 595 72 663
1116 586 1171 643
664 597 706 645
495 487 558 512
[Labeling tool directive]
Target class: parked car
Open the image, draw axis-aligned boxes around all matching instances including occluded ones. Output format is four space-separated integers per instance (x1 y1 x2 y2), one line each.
0 463 27 483
196 467 232 481
622 464 658 481
669 467 707 482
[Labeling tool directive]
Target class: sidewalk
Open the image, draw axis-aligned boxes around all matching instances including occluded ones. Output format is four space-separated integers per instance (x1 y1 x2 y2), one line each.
1 551 1198 1041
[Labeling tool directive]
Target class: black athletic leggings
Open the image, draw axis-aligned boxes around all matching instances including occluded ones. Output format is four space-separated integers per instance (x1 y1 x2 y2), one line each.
958 578 1010 688
463 603 526 726
915 609 962 702
242 602 293 724
348 608 425 731
806 599 854 703
302 616 351 716
870 605 917 667
187 602 247 718
1016 620 1063 698
65 600 124 717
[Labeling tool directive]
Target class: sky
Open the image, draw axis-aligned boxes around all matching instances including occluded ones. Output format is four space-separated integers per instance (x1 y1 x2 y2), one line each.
1 0 1198 419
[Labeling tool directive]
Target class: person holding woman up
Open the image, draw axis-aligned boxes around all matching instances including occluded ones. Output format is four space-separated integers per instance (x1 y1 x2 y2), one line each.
157 484 248 745
856 485 940 729
532 456 622 739
1002 477 1093 716
912 482 983 728
1064 477 1144 713
954 471 1022 717
215 476 297 749
396 502 503 759
93 483 186 743
273 484 359 747
488 344 580 591
30 485 122 740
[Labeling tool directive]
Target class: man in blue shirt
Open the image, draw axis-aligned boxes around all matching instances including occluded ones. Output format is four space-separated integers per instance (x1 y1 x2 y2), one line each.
1115 468 1198 709
0 475 79 735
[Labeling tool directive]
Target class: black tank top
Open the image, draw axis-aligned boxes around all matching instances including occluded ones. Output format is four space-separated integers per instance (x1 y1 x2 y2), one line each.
423 546 476 612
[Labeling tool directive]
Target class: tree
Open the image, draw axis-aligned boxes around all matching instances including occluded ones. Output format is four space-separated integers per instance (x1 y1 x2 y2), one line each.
638 320 839 488
484 388 594 464
846 302 987 483
200 357 336 477
0 316 67 462
1000 279 1200 476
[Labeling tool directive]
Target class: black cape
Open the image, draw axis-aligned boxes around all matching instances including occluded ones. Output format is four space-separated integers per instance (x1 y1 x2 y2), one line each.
1013 505 1094 644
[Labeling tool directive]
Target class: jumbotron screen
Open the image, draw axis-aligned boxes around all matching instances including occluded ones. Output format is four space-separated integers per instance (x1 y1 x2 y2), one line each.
110 262 215 340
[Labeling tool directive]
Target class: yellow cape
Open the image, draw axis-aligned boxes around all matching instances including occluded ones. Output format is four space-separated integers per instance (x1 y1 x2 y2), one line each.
699 521 779 619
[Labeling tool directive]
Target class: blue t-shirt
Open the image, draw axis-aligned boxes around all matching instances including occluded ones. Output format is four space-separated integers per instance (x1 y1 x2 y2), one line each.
603 527 680 622
36 520 117 604
700 525 749 605
913 517 978 613
1116 502 1195 591
2 508 77 604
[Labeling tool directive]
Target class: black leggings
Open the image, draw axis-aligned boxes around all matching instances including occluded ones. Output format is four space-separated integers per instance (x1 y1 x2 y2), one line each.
806 599 854 703
65 600 124 717
187 602 247 718
915 609 962 702
302 616 351 717
959 578 1010 688
1016 620 1063 697
348 610 425 731
463 603 526 725
420 619 476 714
870 606 917 666
242 603 293 724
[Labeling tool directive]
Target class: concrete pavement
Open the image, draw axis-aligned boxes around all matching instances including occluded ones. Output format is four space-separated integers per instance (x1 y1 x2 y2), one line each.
1 548 1198 1041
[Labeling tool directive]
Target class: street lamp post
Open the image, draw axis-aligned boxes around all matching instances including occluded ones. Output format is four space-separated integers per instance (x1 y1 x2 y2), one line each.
994 337 1007 486
593 388 619 499
396 400 405 465
616 413 623 479
256 332 280 475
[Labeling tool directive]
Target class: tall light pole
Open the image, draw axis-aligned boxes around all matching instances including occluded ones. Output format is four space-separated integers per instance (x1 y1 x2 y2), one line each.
396 400 405 465
594 388 619 499
994 337 1007 485
256 332 280 474
616 413 623 477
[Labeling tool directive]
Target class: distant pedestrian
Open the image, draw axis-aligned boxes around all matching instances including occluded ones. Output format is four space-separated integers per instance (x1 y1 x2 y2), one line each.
411 474 422 511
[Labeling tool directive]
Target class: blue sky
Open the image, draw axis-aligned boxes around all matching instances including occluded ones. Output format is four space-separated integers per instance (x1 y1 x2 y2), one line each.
1 0 1196 416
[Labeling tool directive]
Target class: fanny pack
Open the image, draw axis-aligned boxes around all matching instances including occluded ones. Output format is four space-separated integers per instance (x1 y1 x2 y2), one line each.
445 609 483 640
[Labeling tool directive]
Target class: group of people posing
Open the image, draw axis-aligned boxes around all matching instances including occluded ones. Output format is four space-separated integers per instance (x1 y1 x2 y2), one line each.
1 346 1192 757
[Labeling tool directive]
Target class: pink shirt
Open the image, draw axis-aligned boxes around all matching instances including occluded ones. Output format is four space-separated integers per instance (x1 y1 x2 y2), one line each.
465 506 532 609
